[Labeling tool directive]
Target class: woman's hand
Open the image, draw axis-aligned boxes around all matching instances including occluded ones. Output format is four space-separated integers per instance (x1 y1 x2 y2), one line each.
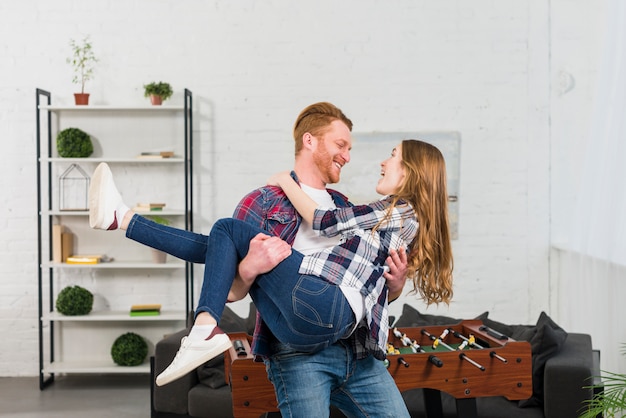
384 248 408 302
267 171 292 187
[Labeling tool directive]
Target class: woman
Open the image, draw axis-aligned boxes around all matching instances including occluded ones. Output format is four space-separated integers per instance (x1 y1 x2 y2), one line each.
89 139 453 386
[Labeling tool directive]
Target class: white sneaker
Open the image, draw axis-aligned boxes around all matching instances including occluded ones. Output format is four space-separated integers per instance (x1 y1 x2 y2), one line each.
89 163 123 230
155 327 232 387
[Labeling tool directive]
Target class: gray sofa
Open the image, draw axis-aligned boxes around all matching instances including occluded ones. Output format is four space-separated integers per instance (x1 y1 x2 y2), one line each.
151 304 600 418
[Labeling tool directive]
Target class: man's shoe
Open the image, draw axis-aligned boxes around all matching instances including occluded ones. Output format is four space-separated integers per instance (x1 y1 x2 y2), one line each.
155 327 232 386
89 163 122 230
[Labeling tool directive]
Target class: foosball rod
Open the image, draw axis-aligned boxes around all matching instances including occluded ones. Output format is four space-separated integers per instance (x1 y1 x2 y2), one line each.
449 329 508 363
421 329 485 371
392 328 444 368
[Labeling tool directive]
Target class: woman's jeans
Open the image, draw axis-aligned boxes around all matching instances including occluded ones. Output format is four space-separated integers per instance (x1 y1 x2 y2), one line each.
126 215 355 352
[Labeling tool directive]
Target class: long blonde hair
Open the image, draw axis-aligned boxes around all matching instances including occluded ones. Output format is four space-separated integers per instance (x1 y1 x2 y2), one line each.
381 139 454 305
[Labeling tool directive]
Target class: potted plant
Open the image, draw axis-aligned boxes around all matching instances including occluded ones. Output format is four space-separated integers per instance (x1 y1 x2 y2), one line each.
146 215 170 263
143 81 173 105
67 36 97 105
111 332 148 366
56 285 94 315
56 127 93 157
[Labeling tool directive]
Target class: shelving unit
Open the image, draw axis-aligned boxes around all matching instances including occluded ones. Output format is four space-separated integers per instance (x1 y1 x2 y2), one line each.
35 88 194 389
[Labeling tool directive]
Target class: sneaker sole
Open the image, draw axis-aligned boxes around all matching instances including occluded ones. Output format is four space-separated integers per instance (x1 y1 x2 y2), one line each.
89 163 112 229
155 334 232 387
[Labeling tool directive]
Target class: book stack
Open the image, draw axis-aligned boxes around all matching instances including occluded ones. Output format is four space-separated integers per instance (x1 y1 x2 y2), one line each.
133 202 166 212
130 304 162 317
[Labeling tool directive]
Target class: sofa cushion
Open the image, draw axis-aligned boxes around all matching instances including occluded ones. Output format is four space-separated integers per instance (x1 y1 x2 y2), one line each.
218 303 253 333
392 303 488 327
514 312 568 408
479 311 569 408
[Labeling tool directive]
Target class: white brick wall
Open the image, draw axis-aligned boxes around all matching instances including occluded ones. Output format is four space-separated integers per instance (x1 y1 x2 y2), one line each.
0 0 611 376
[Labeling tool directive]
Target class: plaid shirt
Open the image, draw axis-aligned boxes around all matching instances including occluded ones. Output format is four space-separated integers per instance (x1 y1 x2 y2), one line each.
232 172 358 358
232 172 415 360
301 197 417 359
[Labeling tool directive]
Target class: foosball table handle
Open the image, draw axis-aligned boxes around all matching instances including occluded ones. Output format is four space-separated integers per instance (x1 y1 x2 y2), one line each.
479 325 509 340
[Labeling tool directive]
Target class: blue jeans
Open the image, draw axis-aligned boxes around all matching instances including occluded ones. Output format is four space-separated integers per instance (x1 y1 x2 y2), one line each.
126 215 355 352
126 215 409 417
266 340 410 418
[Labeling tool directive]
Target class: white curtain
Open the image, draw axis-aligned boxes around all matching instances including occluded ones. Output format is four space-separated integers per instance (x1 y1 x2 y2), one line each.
556 0 626 375
567 0 626 265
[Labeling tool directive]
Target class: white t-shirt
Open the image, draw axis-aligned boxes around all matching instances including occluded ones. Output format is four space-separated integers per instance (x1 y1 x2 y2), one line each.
292 184 366 326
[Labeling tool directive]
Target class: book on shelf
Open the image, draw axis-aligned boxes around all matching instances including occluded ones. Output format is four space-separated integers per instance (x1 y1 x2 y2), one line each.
133 202 166 212
65 254 113 264
61 231 74 262
131 304 162 312
130 310 161 317
52 224 63 263
136 151 175 159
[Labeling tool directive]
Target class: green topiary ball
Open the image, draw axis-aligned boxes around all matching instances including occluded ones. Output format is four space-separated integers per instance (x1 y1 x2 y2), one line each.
56 127 93 158
111 332 148 366
55 285 93 315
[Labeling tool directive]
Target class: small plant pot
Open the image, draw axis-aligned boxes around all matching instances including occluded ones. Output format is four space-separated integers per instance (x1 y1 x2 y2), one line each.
151 249 167 264
149 95 163 106
74 93 90 105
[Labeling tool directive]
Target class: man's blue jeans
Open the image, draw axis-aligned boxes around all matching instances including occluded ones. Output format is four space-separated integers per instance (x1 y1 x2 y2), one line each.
266 340 410 418
126 215 410 417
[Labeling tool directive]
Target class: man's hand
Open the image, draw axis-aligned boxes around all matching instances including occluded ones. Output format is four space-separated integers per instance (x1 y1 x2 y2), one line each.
240 233 292 280
384 248 408 302
228 233 292 302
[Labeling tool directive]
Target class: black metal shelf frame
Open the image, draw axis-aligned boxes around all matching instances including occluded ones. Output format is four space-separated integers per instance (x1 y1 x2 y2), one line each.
35 88 194 390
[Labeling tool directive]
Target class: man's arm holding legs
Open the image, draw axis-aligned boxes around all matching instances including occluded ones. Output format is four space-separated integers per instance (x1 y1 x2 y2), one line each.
228 233 292 301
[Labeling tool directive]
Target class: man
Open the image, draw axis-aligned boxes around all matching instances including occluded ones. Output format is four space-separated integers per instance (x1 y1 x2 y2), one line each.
227 102 410 417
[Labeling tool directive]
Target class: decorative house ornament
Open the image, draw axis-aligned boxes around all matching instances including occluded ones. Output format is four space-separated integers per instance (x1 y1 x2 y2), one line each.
59 163 90 211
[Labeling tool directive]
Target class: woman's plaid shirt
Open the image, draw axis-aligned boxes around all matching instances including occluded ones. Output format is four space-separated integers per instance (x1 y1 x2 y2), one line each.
301 197 417 359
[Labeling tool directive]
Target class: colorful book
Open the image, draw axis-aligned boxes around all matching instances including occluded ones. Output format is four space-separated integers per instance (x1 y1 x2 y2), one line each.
65 254 113 264
130 310 161 317
130 304 162 312
66 255 100 264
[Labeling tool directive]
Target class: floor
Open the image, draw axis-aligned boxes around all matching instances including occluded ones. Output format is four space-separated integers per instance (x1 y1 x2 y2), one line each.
0 374 150 417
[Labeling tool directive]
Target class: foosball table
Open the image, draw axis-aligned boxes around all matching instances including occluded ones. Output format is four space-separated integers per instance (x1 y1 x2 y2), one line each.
224 320 533 418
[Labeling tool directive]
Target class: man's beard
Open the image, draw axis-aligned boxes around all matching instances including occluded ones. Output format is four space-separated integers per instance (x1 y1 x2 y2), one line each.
313 140 340 185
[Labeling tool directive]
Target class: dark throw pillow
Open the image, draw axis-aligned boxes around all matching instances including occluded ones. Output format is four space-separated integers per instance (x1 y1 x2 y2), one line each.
218 304 250 333
393 304 461 327
514 311 568 408
392 304 488 327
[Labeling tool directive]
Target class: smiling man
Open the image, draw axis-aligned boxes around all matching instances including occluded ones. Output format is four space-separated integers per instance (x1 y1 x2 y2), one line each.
228 102 411 418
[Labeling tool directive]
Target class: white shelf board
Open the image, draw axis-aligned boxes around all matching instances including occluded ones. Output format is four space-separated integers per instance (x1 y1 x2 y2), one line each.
44 210 185 216
43 261 186 269
41 157 184 163
39 104 184 111
43 310 186 322
43 360 149 374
